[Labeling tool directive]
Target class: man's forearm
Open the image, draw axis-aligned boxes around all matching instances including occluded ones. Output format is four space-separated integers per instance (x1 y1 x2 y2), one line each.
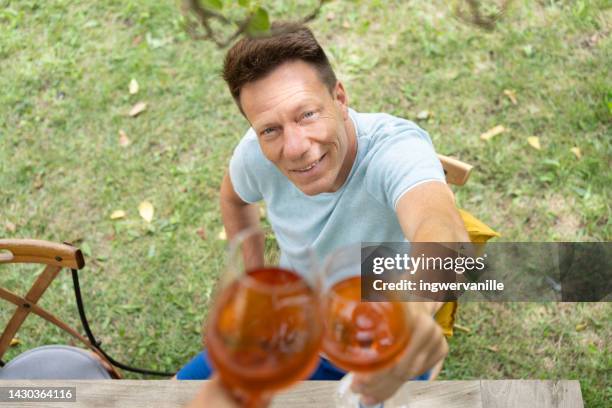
220 198 260 241
220 173 264 269
411 211 470 244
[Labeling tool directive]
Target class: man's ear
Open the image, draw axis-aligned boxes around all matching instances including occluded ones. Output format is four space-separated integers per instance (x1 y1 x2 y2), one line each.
333 81 349 120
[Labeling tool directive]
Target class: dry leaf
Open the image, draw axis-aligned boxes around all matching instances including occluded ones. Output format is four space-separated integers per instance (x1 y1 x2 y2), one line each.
480 125 506 141
129 79 139 95
527 136 541 150
570 147 582 159
342 21 350 29
217 229 227 240
138 201 154 223
196 227 207 240
416 110 431 120
129 102 147 117
453 324 472 334
5 221 16 233
575 323 587 332
118 129 130 147
132 35 143 46
503 89 518 105
110 210 126 220
10 338 21 347
33 173 44 189
486 345 499 353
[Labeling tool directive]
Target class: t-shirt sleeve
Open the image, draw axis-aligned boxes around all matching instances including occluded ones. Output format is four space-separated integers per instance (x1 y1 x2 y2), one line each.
228 131 264 204
365 116 446 210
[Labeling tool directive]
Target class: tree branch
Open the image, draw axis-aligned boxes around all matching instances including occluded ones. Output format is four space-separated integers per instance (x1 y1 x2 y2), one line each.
182 0 329 48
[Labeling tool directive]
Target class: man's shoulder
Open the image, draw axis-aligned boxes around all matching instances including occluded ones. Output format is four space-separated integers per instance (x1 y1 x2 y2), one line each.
352 110 426 141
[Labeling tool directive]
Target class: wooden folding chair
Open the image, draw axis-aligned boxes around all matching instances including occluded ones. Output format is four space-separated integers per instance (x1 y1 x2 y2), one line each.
0 239 121 379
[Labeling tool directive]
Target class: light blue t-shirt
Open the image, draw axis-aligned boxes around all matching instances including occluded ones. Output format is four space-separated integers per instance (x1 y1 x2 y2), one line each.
229 109 446 275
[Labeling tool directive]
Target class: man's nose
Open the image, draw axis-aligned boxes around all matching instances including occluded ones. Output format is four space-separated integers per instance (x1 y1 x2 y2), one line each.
283 124 310 160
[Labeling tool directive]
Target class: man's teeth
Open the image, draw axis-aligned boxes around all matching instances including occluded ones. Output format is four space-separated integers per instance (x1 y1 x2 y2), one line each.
297 158 320 171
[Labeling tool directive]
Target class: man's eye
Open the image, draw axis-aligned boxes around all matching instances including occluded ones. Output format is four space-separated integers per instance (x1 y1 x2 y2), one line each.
261 128 277 137
302 111 318 121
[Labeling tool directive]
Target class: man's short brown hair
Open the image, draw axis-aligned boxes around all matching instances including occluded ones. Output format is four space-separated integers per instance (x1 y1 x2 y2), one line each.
223 22 337 107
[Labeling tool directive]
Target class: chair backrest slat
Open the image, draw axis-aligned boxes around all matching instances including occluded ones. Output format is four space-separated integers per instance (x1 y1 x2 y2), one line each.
0 239 84 269
438 154 473 186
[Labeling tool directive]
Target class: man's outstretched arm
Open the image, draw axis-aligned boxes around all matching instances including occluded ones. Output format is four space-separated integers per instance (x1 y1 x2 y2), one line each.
352 181 469 405
398 180 470 314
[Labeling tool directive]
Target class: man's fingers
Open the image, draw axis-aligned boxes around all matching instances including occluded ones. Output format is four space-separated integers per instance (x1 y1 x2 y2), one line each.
395 312 448 378
352 371 404 403
348 307 449 404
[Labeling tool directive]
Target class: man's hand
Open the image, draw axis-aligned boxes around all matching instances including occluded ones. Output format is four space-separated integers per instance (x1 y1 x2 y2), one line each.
350 303 448 404
185 376 271 408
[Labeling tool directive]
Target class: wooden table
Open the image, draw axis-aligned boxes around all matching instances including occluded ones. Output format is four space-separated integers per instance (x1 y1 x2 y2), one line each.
0 380 583 407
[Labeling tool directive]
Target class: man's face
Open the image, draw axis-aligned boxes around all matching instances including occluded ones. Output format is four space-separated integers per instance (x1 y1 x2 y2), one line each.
240 60 356 196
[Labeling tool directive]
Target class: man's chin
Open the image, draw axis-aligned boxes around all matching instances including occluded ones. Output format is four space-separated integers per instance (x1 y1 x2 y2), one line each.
292 179 330 196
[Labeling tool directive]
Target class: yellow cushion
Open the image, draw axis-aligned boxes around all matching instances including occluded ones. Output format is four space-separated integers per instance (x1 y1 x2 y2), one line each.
458 208 501 244
434 209 500 337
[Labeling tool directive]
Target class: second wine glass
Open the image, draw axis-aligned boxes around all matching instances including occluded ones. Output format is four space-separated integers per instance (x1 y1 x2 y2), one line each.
320 244 412 408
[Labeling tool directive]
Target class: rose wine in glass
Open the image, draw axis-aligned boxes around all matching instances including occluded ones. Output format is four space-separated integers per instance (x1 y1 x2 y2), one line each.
320 245 411 408
206 228 322 407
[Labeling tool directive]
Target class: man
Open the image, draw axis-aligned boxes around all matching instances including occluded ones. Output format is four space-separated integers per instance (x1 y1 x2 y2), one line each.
177 23 469 405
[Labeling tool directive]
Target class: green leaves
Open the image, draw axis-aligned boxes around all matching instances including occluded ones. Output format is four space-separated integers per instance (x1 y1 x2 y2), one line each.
201 0 223 11
246 7 270 35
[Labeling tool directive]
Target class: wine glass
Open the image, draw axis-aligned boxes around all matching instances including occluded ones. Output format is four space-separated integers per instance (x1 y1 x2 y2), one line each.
205 227 323 407
320 244 412 408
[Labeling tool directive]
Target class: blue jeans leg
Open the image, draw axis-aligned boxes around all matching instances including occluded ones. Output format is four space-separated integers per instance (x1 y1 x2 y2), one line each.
175 351 431 381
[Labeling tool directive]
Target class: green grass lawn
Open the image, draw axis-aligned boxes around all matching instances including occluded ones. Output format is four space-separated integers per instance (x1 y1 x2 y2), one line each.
1 0 610 406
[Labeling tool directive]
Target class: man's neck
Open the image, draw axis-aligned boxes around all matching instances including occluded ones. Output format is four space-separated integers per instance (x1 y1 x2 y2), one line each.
333 114 358 191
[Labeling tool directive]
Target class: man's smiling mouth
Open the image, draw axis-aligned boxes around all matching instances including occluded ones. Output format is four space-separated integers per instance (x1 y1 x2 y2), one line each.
291 153 327 172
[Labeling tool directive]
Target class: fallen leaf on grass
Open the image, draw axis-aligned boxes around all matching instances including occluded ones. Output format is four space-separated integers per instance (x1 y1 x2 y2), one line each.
10 338 21 347
138 201 154 222
503 89 518 105
118 130 130 147
129 102 147 117
570 147 582 159
527 136 541 150
480 125 506 141
196 227 207 240
132 35 143 46
33 173 44 189
342 21 351 29
129 79 139 95
453 324 472 334
575 323 587 332
217 229 227 240
110 210 126 220
581 32 605 48
416 110 432 120
5 221 16 233
486 345 499 353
